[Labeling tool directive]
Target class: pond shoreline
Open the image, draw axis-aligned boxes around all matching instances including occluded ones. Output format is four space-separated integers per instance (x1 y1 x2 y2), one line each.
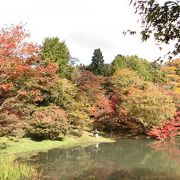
0 131 115 158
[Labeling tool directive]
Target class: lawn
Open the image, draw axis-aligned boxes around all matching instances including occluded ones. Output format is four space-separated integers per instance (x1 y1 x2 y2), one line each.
0 131 114 158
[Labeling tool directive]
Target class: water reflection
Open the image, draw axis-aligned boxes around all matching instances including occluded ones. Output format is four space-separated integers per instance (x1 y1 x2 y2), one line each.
28 138 180 180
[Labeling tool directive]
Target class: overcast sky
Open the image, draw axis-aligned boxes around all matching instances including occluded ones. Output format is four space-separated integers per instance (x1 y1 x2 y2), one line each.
0 0 173 64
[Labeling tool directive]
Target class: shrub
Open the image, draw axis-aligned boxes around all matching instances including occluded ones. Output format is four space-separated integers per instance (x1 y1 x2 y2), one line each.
147 111 180 140
0 99 28 137
0 112 20 137
159 89 180 111
120 86 176 130
27 106 69 140
0 142 8 150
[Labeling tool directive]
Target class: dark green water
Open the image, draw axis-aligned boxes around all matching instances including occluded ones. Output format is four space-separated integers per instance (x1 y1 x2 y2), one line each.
28 138 180 180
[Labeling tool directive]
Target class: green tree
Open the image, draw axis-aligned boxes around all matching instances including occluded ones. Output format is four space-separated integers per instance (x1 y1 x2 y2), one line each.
128 0 180 60
110 55 167 83
40 37 70 77
89 48 105 75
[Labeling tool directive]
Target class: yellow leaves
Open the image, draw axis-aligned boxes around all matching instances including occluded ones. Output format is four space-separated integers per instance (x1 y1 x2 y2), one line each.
120 85 176 127
58 78 77 96
112 68 146 94
175 87 180 94
112 68 140 82
167 58 180 68
162 59 180 96
161 66 176 74
68 110 90 125
112 68 176 129
167 74 180 82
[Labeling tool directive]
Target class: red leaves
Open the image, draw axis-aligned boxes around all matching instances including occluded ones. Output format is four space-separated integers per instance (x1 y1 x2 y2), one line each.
27 106 69 140
91 96 115 119
0 24 59 137
147 111 180 140
31 106 67 123
149 140 180 165
76 71 117 131
76 71 115 119
0 83 13 91
77 71 105 96
18 89 44 102
0 24 59 105
0 24 39 62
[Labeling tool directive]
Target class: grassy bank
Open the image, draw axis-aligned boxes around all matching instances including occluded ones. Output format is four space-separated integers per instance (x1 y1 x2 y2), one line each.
0 131 114 158
0 156 36 180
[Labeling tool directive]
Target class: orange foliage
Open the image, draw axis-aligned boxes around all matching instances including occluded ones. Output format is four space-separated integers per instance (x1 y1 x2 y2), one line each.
77 70 105 97
0 24 59 137
91 95 115 119
0 25 58 106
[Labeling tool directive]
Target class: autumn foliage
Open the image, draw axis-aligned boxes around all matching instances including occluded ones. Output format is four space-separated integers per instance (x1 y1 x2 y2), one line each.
147 111 180 140
0 25 59 137
0 24 179 140
110 69 176 133
27 106 69 140
76 71 115 130
0 25 58 106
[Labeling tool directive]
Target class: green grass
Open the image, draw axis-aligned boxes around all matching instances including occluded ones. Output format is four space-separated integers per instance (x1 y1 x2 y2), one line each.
0 156 36 180
0 131 114 158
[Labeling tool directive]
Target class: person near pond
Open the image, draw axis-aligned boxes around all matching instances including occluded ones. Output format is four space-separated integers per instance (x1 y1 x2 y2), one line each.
92 129 99 138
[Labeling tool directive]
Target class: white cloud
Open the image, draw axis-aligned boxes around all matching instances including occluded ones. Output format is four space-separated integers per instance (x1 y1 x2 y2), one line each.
0 0 175 64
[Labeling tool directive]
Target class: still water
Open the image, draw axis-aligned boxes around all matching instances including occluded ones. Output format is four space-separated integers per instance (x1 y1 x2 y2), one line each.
28 138 180 180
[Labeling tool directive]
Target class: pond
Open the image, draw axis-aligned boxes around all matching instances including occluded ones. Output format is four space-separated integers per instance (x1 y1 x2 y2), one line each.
27 138 180 180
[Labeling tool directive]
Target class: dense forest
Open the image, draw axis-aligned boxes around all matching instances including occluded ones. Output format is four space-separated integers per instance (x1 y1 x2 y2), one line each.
0 24 179 141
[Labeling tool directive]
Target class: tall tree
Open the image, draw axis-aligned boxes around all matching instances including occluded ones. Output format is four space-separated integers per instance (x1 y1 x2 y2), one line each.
40 37 70 77
89 48 105 75
0 24 59 136
127 0 180 60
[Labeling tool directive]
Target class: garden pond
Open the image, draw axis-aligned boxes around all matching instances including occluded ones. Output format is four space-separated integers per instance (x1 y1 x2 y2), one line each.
21 138 180 180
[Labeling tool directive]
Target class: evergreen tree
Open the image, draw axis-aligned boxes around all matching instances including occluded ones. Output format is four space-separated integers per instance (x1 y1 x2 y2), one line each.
89 48 104 75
